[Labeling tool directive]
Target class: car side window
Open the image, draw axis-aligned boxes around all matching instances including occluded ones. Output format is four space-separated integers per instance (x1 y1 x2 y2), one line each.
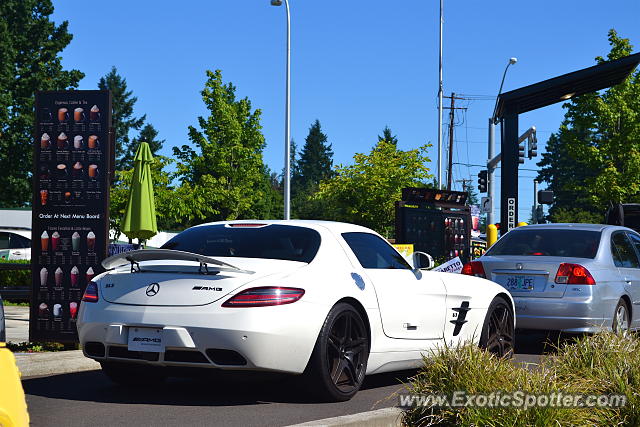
9 233 30 249
626 232 640 262
0 233 9 250
611 232 640 268
342 232 412 270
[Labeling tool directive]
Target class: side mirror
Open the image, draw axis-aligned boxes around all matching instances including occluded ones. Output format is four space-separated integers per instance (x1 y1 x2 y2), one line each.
412 251 434 270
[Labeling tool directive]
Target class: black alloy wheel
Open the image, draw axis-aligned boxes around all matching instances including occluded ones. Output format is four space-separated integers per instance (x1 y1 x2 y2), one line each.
305 303 369 402
479 297 515 358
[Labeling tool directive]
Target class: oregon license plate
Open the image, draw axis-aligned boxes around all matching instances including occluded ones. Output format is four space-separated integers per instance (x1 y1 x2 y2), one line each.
504 275 536 291
127 327 164 352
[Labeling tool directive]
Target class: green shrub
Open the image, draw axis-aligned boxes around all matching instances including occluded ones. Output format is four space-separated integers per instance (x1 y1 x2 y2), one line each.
402 333 639 426
0 259 30 288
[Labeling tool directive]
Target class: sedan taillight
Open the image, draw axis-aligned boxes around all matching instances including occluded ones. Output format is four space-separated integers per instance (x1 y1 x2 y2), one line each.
461 261 486 278
82 281 99 302
222 287 305 307
555 263 596 285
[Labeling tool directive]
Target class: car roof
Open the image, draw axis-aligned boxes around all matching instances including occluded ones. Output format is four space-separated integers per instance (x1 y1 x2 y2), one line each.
192 220 376 234
514 223 634 233
0 228 31 239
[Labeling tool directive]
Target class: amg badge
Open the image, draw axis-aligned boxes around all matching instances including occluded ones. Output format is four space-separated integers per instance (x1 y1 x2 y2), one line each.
192 286 222 291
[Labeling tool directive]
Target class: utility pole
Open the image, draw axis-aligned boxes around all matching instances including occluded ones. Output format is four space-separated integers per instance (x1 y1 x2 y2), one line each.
532 179 539 224
443 93 467 191
437 0 444 189
456 179 473 196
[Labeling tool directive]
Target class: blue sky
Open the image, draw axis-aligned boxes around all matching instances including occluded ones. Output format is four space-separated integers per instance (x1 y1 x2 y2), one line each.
51 0 640 221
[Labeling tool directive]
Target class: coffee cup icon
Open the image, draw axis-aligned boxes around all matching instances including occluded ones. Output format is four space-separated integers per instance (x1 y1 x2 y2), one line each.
57 132 68 149
57 108 68 122
88 135 99 149
72 162 83 177
53 304 62 318
39 166 49 179
54 267 63 286
40 189 48 206
69 302 78 319
41 231 49 252
41 133 51 149
74 107 84 122
88 164 98 178
38 303 49 318
73 135 83 149
57 163 68 178
90 105 100 121
51 232 61 251
40 267 48 287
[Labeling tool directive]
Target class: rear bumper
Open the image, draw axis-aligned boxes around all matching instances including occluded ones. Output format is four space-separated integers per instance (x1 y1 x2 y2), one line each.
77 300 327 374
514 296 609 333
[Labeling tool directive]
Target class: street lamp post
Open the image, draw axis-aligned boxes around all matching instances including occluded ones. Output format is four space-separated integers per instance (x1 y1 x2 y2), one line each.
271 0 291 220
487 57 517 226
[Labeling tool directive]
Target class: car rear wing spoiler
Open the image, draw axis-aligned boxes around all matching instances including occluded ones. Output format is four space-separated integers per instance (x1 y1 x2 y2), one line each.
101 249 254 274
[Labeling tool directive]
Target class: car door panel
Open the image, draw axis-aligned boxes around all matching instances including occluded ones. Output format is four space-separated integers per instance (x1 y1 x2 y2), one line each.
341 232 447 340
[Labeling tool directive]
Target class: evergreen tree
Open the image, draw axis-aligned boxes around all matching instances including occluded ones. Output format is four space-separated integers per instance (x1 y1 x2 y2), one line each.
378 126 398 145
122 123 165 170
297 120 334 189
0 0 84 206
98 66 145 171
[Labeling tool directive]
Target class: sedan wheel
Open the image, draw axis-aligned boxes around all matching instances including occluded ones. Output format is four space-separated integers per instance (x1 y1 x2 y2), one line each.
612 300 630 334
479 297 515 358
305 303 369 402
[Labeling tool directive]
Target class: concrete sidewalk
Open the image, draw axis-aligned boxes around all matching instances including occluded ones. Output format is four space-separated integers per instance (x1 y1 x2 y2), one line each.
4 305 29 343
16 350 100 378
3 305 100 378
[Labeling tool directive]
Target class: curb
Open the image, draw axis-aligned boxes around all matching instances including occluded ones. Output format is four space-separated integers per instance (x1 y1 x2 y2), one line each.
15 350 100 379
287 407 403 427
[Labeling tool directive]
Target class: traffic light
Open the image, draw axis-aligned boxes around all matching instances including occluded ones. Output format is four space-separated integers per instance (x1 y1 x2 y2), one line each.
528 135 538 159
477 169 488 193
518 141 525 164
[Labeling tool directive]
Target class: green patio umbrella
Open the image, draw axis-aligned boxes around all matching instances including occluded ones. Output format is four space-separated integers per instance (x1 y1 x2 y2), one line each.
121 142 158 242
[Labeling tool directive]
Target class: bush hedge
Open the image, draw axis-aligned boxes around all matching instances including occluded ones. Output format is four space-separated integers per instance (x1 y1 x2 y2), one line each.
0 260 30 288
402 332 640 426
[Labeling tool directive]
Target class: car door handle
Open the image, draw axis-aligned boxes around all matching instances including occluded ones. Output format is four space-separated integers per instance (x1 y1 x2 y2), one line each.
623 277 632 284
13 251 21 255
403 323 418 330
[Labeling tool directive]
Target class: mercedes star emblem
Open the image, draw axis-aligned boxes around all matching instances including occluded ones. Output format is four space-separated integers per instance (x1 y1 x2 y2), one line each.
146 283 160 297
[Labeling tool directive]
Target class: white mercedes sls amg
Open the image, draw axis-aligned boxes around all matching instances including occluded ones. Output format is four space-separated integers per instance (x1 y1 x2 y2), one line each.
78 220 514 401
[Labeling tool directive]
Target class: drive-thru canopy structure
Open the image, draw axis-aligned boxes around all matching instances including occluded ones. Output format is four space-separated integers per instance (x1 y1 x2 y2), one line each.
495 52 640 232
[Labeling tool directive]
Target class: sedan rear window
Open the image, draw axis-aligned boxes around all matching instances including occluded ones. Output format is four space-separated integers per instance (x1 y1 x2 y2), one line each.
161 224 321 263
485 229 601 259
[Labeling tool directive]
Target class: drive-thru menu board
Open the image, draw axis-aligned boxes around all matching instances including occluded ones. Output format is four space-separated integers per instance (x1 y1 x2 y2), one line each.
30 90 112 342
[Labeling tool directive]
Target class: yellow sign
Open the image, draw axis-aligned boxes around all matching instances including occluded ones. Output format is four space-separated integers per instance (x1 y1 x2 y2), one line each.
392 244 414 258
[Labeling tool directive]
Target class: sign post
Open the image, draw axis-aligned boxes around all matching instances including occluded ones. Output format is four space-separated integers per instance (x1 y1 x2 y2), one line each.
30 90 112 343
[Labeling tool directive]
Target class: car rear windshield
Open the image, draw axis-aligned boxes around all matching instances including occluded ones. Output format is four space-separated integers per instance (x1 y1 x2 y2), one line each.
485 229 601 259
160 224 321 263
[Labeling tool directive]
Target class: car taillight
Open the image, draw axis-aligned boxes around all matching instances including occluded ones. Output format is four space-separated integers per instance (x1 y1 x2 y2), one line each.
82 281 99 302
461 261 486 278
555 263 596 285
222 287 305 307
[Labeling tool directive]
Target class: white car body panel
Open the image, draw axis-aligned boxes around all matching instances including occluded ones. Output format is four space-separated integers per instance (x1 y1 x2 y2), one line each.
78 220 513 376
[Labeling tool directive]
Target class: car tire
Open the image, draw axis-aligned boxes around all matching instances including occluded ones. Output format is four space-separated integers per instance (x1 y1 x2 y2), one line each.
612 299 630 334
304 303 369 402
479 297 515 358
100 361 167 387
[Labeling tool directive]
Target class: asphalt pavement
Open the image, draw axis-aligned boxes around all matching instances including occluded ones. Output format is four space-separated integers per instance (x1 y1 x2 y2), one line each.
4 305 29 343
22 342 544 427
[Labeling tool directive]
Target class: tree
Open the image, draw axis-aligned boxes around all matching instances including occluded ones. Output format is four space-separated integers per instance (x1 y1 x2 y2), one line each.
0 0 84 207
296 120 334 188
312 140 432 237
173 69 277 224
98 66 145 171
122 123 165 170
378 126 398 145
537 30 640 223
